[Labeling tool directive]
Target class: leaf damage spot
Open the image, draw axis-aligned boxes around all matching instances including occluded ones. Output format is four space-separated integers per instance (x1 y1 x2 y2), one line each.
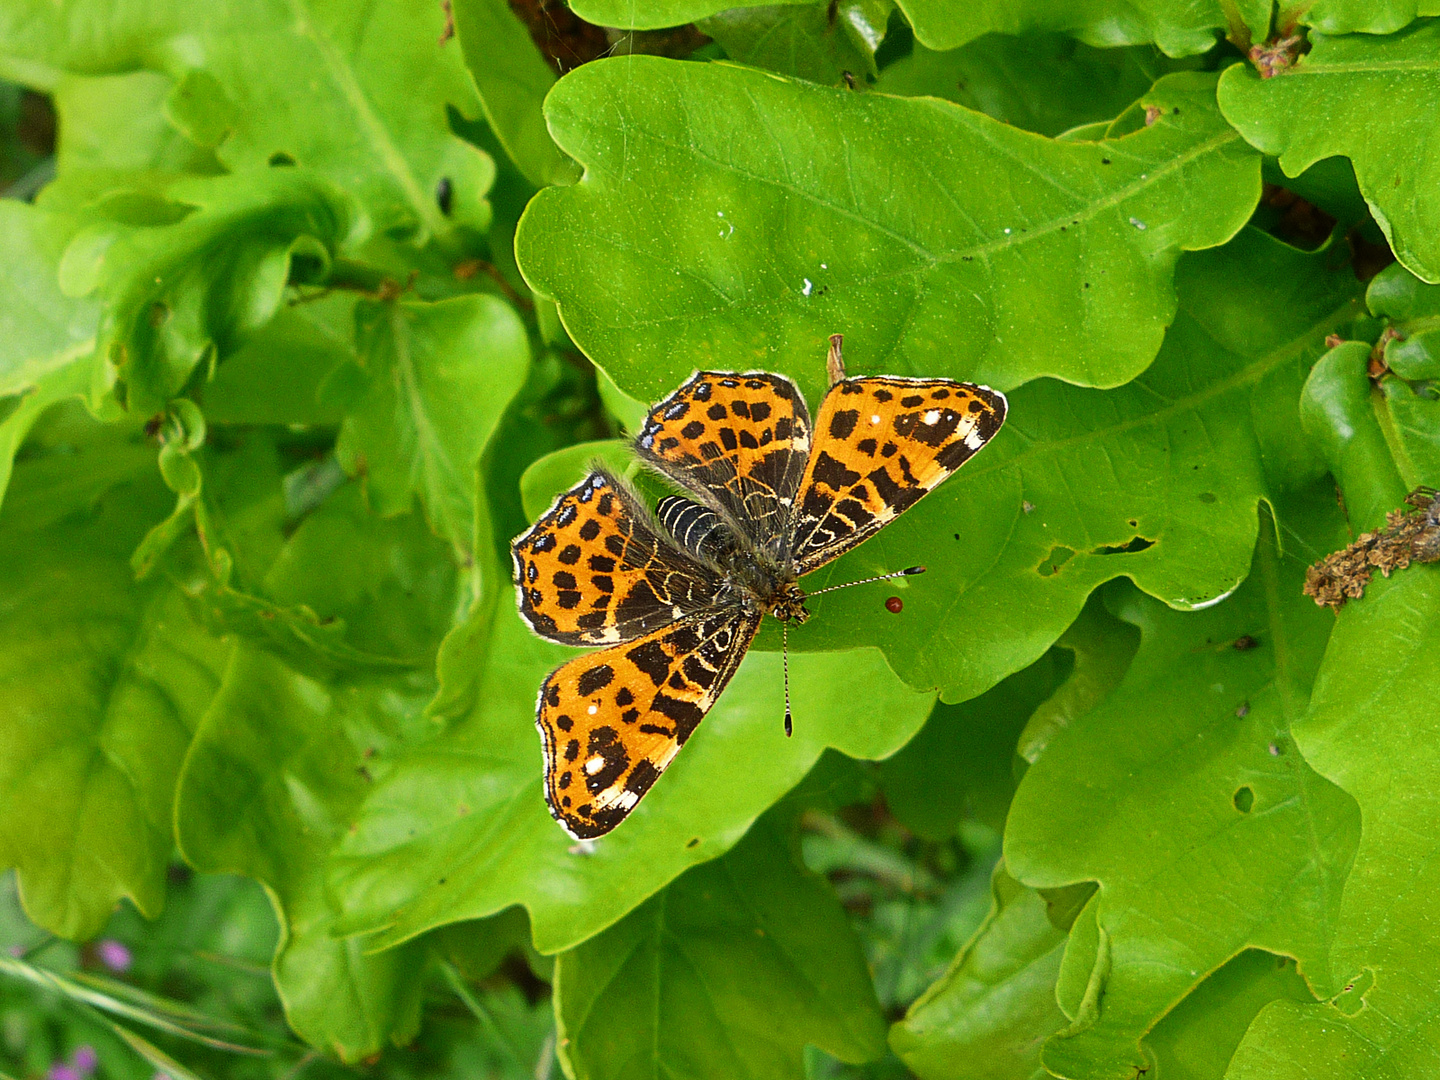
1092 536 1154 555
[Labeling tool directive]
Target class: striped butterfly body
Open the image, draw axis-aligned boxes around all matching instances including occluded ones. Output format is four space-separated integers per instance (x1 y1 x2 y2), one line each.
512 348 1006 839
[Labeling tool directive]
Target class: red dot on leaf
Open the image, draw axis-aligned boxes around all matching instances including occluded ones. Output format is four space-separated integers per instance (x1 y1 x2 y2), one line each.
885 597 903 613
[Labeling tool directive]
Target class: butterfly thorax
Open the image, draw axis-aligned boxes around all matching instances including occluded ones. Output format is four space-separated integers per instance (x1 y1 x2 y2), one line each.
656 494 810 624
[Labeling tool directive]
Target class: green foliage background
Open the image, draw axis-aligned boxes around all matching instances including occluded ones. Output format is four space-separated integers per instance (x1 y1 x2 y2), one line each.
0 2 1438 1078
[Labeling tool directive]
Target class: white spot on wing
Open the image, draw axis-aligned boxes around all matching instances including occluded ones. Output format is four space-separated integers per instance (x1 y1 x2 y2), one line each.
870 414 881 425
923 410 940 424
587 703 598 715
585 756 605 775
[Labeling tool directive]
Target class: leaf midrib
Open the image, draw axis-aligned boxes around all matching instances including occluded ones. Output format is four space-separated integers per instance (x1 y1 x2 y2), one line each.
283 0 446 237
577 101 1243 273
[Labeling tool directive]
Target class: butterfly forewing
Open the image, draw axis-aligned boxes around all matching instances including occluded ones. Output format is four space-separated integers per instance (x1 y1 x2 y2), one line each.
790 377 1006 573
512 470 723 646
635 372 812 553
536 607 763 839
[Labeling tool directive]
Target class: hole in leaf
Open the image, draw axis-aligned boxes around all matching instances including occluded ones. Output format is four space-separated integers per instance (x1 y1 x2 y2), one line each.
1199 492 1217 504
1331 969 1374 1016
1233 786 1254 813
1036 546 1074 576
1092 536 1154 555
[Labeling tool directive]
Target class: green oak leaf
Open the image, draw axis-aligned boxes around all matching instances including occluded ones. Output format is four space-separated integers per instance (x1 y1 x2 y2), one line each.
1285 0 1440 35
874 35 1186 137
554 813 886 1079
1300 338 1440 527
1367 261 1440 380
1146 949 1316 1080
174 496 458 1060
0 1 255 84
889 863 1073 1080
699 3 885 86
890 0 1264 54
791 228 1360 701
1225 568 1440 1077
334 294 531 556
516 60 1261 397
563 0 1432 54
451 0 579 187
319 432 933 954
0 428 228 941
177 646 431 1061
877 650 1068 839
68 168 364 415
1222 311 1440 1078
1016 593 1140 765
199 298 357 427
1004 496 1362 1080
1218 21 1440 284
0 0 491 240
43 69 221 206
325 610 933 954
177 0 492 240
1298 342 1412 533
0 201 100 512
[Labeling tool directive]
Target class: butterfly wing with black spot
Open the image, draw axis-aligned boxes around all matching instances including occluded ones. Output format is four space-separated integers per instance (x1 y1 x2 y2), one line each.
536 606 762 839
635 371 812 553
790 377 1007 574
512 470 723 646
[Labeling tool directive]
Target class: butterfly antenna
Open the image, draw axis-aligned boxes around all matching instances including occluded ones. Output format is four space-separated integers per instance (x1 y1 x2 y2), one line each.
807 565 926 597
782 622 793 738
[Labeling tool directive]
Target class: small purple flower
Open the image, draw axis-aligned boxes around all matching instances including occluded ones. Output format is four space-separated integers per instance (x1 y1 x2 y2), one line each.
71 1046 98 1074
96 939 131 972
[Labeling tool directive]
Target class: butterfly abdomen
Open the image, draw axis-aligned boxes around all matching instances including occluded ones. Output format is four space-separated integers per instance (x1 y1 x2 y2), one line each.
656 495 736 563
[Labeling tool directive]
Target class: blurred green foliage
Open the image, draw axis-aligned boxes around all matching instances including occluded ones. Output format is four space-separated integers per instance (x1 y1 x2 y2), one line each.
1 2 1439 1078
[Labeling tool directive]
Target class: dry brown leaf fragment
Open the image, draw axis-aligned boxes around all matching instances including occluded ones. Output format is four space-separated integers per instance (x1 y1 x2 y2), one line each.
1304 487 1440 609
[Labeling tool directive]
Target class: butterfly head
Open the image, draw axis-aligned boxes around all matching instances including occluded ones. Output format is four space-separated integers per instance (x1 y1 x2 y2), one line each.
767 582 811 625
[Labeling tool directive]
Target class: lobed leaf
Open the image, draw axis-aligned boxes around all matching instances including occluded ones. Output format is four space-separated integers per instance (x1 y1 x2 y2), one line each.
1004 494 1361 1079
334 294 531 556
517 60 1261 398
890 865 1073 1080
1367 261 1440 380
1218 20 1440 284
1227 565 1440 1077
69 169 364 415
0 431 228 940
175 493 458 1060
451 0 580 187
792 227 1361 701
554 813 886 1080
0 201 99 512
874 34 1185 138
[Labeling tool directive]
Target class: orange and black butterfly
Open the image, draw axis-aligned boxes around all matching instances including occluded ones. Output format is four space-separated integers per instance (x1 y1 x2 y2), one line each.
511 339 1007 839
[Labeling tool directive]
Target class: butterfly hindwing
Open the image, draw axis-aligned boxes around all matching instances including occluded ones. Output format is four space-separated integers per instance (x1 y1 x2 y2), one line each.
513 470 723 647
635 372 812 553
790 377 1007 573
536 607 763 839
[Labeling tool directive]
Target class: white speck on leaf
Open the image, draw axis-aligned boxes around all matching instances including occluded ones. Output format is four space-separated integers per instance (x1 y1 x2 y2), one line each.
1130 217 1147 230
802 278 813 296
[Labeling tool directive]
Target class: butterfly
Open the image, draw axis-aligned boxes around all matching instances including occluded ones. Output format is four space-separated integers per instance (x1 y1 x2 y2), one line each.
511 337 1007 839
